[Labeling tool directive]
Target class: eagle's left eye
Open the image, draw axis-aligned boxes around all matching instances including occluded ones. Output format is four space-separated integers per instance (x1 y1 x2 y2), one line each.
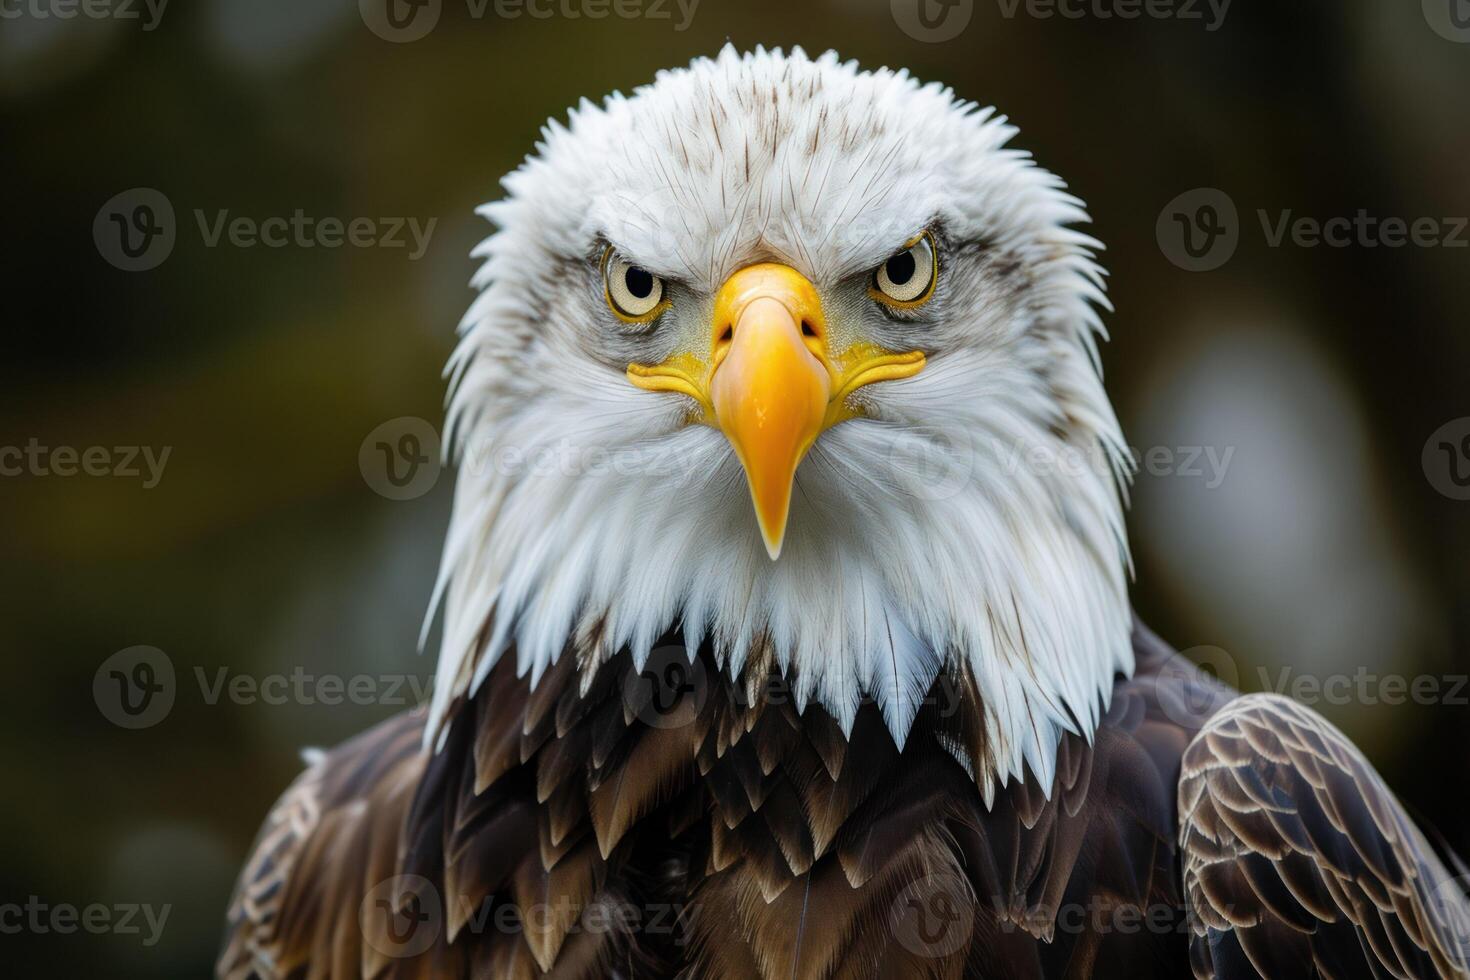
871 231 938 308
603 248 668 323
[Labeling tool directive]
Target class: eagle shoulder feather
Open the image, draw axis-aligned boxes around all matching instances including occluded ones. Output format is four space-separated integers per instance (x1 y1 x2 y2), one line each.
1179 693 1470 979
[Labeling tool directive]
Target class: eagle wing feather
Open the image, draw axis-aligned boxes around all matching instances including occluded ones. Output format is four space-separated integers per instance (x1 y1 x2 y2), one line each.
1179 693 1470 980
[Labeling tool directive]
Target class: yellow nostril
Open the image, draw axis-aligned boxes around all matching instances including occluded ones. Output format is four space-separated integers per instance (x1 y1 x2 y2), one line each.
712 322 735 370
711 263 827 357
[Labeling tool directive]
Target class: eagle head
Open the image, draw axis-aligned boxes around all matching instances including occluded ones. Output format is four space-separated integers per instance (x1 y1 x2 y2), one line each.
428 46 1134 795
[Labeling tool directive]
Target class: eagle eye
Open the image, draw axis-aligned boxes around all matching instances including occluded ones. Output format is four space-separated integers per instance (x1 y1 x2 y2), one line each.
870 231 938 308
603 247 668 323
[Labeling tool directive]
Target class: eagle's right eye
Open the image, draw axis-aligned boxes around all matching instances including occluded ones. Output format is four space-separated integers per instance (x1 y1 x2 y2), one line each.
603 248 669 323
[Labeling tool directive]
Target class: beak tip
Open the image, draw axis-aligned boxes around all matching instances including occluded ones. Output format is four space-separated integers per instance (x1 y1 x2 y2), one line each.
755 516 786 560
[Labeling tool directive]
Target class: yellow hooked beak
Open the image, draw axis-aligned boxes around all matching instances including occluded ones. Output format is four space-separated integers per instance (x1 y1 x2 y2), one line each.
627 264 925 560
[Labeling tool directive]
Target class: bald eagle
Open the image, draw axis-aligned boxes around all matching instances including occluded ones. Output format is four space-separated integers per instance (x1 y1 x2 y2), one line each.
219 47 1470 979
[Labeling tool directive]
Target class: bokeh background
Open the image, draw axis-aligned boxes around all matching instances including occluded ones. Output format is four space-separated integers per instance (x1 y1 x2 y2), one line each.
3 0 1468 974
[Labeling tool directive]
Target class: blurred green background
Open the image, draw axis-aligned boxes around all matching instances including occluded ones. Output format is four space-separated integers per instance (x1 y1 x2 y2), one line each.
3 0 1468 974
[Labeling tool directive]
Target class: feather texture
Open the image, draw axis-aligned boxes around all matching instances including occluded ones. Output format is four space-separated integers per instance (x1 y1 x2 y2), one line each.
221 623 1248 978
1179 693 1470 980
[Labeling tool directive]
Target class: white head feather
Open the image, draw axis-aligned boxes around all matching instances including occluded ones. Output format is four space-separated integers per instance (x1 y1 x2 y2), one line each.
425 46 1135 799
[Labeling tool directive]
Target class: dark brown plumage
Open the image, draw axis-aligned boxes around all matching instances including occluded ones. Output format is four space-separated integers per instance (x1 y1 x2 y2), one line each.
219 624 1459 978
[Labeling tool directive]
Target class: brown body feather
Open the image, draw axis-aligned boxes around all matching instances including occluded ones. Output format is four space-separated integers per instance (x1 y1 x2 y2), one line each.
220 625 1468 979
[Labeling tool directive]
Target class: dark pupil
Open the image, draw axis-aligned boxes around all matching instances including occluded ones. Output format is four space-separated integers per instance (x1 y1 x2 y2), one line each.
885 249 917 285
624 267 654 300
